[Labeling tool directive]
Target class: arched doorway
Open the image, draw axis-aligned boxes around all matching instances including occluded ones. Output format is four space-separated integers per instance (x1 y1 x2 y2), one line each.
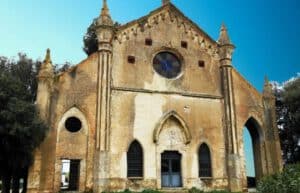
161 151 182 187
243 117 264 188
154 111 190 188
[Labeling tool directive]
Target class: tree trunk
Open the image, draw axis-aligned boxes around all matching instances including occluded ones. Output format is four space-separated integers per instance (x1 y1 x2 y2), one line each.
21 167 29 193
12 175 20 193
2 174 12 193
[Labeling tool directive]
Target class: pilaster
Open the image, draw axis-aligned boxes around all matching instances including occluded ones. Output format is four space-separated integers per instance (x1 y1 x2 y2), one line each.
94 1 115 192
218 24 242 192
262 77 283 173
28 49 55 193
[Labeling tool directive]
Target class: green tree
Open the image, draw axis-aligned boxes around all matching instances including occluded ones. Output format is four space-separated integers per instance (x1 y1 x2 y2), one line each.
83 18 98 56
274 76 300 164
82 18 121 56
0 54 48 193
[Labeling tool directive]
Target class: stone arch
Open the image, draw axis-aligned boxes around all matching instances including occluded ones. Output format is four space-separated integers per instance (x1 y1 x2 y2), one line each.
198 143 212 177
243 116 265 142
153 110 191 144
54 107 89 192
242 116 266 187
57 106 89 136
127 140 144 177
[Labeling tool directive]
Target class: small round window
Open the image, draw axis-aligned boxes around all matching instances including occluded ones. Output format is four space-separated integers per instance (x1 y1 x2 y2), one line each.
65 117 82 133
153 52 182 79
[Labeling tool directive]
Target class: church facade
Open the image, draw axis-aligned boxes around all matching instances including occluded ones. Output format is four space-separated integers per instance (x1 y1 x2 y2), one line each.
28 1 282 192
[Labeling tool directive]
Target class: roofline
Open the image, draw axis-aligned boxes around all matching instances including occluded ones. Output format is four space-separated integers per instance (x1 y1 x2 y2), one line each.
116 3 218 45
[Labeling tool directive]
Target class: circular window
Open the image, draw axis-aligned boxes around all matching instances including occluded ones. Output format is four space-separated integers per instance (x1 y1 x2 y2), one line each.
153 52 182 79
65 117 82 133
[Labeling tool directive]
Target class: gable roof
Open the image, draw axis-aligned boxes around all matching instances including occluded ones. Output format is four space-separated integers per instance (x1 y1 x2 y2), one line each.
116 3 218 46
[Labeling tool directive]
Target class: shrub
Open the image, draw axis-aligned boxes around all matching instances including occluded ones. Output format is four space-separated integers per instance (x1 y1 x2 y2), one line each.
257 163 300 193
188 187 242 193
141 189 163 193
188 187 204 193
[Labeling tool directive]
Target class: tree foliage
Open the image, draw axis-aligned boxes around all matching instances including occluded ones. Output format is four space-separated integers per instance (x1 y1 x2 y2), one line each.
83 18 98 56
0 54 48 193
82 18 121 56
274 76 300 164
257 163 300 193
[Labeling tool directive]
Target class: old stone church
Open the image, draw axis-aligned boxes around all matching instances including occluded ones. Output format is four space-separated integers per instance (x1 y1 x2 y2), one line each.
28 0 282 192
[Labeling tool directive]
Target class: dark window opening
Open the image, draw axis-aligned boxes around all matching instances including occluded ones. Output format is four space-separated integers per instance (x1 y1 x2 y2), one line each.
153 52 182 79
181 41 188 49
127 140 143 177
145 38 152 46
128 56 135 64
198 60 205 68
198 143 212 177
65 117 82 132
60 159 80 191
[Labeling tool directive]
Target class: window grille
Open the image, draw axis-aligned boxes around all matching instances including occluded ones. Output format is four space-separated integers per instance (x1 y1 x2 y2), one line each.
199 143 212 177
127 140 143 177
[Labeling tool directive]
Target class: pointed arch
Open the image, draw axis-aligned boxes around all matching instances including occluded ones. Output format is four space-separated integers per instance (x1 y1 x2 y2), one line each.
153 110 191 144
57 107 88 135
244 117 264 142
127 140 143 177
198 143 212 177
243 116 266 185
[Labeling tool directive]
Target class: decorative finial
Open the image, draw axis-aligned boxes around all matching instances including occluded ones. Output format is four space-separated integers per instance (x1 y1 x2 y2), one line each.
44 48 52 63
162 0 171 5
101 0 109 16
97 0 113 26
263 75 274 96
218 23 232 45
264 76 269 85
38 48 54 78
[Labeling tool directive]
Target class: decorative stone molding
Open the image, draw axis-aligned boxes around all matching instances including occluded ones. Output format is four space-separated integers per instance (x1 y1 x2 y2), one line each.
153 110 191 144
114 5 219 59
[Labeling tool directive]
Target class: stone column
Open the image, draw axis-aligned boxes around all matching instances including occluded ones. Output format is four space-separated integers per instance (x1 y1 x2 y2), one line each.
94 1 115 192
218 24 242 192
262 78 283 174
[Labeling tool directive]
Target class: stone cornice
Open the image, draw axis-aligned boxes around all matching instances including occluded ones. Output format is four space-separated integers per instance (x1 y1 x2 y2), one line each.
111 86 223 100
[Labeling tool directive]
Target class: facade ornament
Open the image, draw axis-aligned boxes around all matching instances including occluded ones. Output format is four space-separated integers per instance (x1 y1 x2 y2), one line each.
97 0 113 26
162 0 171 6
38 48 54 79
95 0 115 51
218 23 231 45
263 76 274 97
218 23 235 61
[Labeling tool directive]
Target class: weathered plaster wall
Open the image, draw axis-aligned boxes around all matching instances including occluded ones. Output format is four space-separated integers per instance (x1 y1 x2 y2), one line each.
109 90 227 190
112 9 221 97
231 69 266 188
37 54 100 192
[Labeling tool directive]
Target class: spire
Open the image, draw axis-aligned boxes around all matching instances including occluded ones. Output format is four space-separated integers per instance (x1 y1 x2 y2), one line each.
38 48 54 78
218 23 232 46
97 0 113 26
162 0 171 5
44 48 52 63
263 76 274 96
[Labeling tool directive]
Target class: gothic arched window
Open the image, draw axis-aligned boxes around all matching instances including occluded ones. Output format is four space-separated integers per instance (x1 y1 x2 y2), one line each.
198 143 212 177
127 140 143 177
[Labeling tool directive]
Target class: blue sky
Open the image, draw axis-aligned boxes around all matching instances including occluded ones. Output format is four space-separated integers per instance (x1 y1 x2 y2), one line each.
1 0 299 177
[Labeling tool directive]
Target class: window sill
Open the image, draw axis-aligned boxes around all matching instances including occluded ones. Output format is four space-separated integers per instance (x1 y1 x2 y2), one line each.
200 177 213 180
128 177 144 180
